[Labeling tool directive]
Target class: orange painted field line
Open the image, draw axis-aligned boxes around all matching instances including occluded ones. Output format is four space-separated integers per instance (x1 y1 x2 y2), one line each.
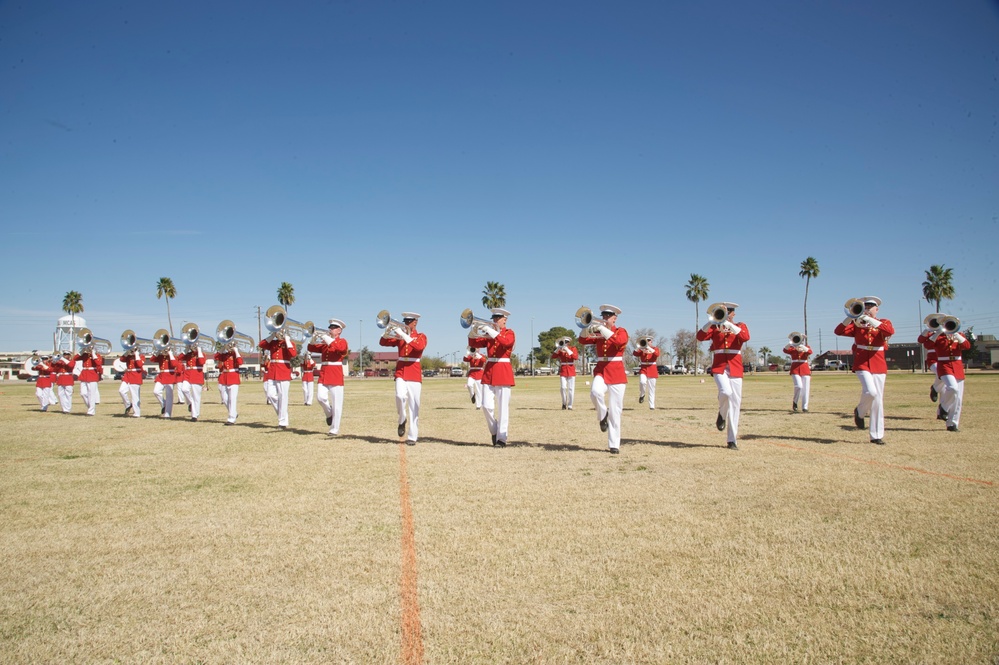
764 440 994 487
398 442 424 665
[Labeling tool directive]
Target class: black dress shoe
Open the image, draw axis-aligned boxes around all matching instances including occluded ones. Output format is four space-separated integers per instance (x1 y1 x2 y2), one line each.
124 404 132 415
562 404 566 410
495 440 506 447
727 441 739 450
327 416 333 426
609 448 619 454
937 407 948 421
802 408 809 413
191 417 197 422
491 434 497 445
947 425 959 432
406 441 416 446
930 386 938 403
224 421 235 426
870 438 885 445
639 395 644 404
471 395 476 405
716 414 726 431
854 408 864 429
792 402 798 412
161 406 166 415
398 423 406 437
599 415 608 432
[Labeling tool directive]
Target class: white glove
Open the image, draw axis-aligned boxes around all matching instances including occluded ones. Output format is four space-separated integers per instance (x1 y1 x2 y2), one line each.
168 351 175 360
701 322 714 332
723 321 740 334
399 332 414 344
954 333 967 344
483 326 500 339
233 348 241 358
858 315 881 329
842 317 855 326
598 325 613 340
796 345 807 353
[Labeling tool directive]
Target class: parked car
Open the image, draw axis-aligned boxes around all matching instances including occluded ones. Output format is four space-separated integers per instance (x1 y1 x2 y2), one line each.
656 365 670 375
423 369 437 377
671 364 687 375
450 367 464 377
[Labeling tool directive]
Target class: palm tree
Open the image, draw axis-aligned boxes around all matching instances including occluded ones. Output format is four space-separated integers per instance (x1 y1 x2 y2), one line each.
277 282 296 310
155 277 177 336
798 257 820 338
759 346 772 368
481 281 506 310
62 290 84 353
685 274 709 373
922 264 955 313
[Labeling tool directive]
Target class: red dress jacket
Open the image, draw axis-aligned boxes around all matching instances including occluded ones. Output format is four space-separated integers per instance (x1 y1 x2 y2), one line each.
380 332 427 382
553 345 578 378
463 352 486 380
121 351 145 385
34 361 54 389
181 347 207 385
696 323 751 378
300 355 316 382
469 329 516 387
214 350 243 386
259 337 297 381
933 334 970 380
579 327 629 385
73 352 103 382
633 347 660 378
834 320 895 374
52 357 76 387
783 344 812 376
308 337 349 386
917 331 939 370
150 353 178 385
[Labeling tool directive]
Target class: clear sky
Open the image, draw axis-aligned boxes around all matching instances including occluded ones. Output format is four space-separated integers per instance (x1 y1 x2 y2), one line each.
2 1 997 362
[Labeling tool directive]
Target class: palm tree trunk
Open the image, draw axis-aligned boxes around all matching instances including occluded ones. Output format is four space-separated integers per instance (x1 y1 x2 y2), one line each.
803 277 810 338
167 300 174 336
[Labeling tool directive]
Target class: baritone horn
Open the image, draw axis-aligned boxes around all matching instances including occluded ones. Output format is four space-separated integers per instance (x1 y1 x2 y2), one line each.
76 328 112 355
706 302 728 325
120 329 155 355
180 322 216 353
22 354 43 374
264 305 312 343
556 336 572 349
378 310 411 338
574 306 606 336
215 320 255 353
788 332 806 346
923 313 942 331
843 298 866 319
152 328 172 354
635 336 653 349
939 315 961 334
459 308 495 336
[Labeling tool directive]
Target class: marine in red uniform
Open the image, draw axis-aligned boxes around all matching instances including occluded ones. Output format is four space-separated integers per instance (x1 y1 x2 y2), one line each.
468 308 516 447
52 352 76 413
33 355 56 411
308 319 349 436
300 352 317 407
117 346 146 417
73 347 104 416
179 344 207 421
917 314 945 407
150 345 179 418
633 338 660 410
931 317 972 432
782 334 812 413
259 333 297 428
552 337 578 410
214 345 243 425
578 305 628 453
463 346 486 409
696 302 750 449
379 312 427 444
834 296 895 444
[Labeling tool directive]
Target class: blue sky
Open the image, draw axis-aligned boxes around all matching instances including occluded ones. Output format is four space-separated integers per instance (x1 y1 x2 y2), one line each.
2 1 997 362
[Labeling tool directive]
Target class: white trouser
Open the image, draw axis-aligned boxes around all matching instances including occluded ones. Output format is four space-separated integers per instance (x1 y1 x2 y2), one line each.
57 384 73 413
80 381 99 416
591 375 625 450
218 384 239 423
180 382 203 419
118 382 141 417
940 374 964 428
638 374 656 409
264 380 290 427
560 375 575 409
395 378 422 441
792 374 811 410
466 376 483 408
45 386 58 407
713 371 743 444
929 363 944 397
483 384 511 443
35 386 50 410
855 371 886 440
302 379 314 406
153 383 174 417
318 384 344 434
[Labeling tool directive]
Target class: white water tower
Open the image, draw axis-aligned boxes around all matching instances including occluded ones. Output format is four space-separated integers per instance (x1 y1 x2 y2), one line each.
54 315 86 354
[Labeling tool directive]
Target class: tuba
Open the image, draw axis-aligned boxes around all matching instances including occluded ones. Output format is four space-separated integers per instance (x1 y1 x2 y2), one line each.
923 313 942 332
706 302 728 326
77 328 113 355
459 308 495 337
378 309 411 339
938 315 961 334
215 320 255 353
843 298 866 319
788 332 806 346
264 305 312 344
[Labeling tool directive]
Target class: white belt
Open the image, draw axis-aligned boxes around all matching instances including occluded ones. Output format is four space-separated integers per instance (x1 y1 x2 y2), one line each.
791 360 807 364
322 362 343 366
560 362 575 366
270 359 290 364
856 345 884 351
713 350 741 355
222 369 238 373
596 357 623 362
397 358 420 363
937 356 960 361
640 362 655 366
487 358 510 363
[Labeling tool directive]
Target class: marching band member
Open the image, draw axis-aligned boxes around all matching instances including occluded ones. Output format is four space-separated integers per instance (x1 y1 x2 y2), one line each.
214 344 243 425
300 351 317 407
578 305 628 454
117 347 145 417
73 347 104 417
33 356 56 411
917 317 945 413
309 320 349 437
52 352 76 413
633 338 659 410
932 317 972 432
783 334 812 413
379 312 427 445
468 308 516 447
552 337 578 410
150 345 179 418
179 343 207 421
259 332 297 429
463 346 485 409
834 296 895 445
696 302 750 449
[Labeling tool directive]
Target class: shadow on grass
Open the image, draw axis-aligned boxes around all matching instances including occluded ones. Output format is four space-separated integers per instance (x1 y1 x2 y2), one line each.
742 433 842 445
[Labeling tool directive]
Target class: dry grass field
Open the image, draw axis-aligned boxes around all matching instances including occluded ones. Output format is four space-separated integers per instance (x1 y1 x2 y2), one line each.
1 371 997 664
